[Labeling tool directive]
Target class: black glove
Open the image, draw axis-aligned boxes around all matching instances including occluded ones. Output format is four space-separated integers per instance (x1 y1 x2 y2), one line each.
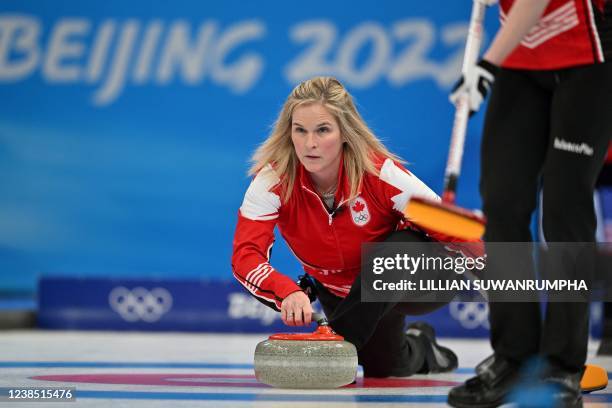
296 274 317 303
449 58 498 116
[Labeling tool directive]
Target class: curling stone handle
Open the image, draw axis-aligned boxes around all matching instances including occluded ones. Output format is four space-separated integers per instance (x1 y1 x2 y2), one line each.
312 312 328 326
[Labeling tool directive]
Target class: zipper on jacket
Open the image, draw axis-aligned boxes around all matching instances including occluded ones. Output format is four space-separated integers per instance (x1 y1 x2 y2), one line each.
329 193 359 268
302 186 363 225
302 185 334 225
330 221 345 267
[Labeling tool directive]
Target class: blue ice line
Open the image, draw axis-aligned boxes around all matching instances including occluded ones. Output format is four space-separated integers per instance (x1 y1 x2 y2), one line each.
71 391 612 403
75 390 449 402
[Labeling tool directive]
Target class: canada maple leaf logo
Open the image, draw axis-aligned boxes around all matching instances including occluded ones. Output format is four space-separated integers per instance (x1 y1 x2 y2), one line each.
352 201 365 213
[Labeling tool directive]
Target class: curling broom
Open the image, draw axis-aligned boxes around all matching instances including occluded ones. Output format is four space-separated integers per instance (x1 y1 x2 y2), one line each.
405 0 490 241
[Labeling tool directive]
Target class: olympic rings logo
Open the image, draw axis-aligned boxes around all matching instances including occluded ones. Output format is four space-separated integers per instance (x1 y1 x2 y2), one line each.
353 213 369 223
109 286 173 322
449 302 489 330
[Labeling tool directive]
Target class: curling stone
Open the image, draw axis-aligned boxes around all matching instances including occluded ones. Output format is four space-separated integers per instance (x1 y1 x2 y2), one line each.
254 313 358 389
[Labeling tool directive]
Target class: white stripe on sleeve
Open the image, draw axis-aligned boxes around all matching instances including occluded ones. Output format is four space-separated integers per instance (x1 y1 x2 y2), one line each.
240 164 281 221
379 159 440 212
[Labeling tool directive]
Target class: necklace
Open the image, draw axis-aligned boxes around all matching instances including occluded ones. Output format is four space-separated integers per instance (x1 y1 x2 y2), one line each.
319 185 337 198
320 185 336 210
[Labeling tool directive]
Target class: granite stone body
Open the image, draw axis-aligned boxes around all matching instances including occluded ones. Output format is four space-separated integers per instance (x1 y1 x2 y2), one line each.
254 338 358 389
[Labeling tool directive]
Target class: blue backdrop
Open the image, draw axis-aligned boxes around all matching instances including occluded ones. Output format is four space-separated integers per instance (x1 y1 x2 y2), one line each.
0 1 498 295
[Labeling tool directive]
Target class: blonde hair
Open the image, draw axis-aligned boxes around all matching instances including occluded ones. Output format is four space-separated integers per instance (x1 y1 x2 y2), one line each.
249 77 403 203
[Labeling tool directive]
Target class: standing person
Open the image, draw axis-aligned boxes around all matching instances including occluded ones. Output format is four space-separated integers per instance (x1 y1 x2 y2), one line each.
232 77 481 377
448 0 612 407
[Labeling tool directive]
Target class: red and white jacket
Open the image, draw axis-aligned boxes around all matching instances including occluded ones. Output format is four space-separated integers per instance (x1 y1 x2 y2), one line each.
500 0 612 69
231 156 482 311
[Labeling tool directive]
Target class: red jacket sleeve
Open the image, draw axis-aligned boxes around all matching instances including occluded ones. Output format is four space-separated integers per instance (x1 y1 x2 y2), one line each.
231 165 302 311
377 158 485 258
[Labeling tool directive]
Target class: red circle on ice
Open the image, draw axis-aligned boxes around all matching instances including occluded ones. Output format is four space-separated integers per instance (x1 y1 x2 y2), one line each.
31 373 459 388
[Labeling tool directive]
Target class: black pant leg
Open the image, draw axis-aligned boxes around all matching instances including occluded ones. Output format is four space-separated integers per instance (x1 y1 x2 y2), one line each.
480 68 551 363
313 229 453 376
540 62 612 371
322 229 450 350
314 279 418 376
603 301 612 339
543 62 612 242
480 68 551 244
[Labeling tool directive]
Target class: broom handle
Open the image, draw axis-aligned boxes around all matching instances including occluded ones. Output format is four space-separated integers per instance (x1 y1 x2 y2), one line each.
442 0 490 204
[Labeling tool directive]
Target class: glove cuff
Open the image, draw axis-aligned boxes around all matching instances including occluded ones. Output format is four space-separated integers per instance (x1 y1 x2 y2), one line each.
477 58 499 77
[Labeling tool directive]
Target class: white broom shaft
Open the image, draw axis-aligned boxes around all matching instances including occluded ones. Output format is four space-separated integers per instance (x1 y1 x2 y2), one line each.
444 0 488 189
462 0 488 75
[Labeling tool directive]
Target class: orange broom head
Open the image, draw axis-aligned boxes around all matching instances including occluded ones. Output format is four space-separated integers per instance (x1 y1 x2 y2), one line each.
581 364 608 393
405 197 486 240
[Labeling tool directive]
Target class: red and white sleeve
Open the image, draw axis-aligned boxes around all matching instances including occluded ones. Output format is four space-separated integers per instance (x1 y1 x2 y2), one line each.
377 158 440 217
378 159 484 257
231 165 302 311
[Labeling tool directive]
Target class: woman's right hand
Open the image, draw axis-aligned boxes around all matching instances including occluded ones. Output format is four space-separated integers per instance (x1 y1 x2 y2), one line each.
280 291 313 326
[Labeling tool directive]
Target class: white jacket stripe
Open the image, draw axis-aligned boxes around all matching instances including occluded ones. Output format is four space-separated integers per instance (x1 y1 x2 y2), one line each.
379 159 440 213
233 270 277 305
245 263 268 290
240 164 281 221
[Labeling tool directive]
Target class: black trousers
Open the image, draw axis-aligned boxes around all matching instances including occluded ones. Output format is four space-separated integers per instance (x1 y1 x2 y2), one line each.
313 229 451 377
481 62 612 372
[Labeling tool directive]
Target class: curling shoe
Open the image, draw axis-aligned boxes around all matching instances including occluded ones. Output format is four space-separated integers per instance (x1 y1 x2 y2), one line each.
406 321 458 374
541 365 583 408
447 354 520 408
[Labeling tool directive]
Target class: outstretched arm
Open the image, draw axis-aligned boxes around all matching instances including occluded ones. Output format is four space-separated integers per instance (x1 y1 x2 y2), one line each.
231 164 312 325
